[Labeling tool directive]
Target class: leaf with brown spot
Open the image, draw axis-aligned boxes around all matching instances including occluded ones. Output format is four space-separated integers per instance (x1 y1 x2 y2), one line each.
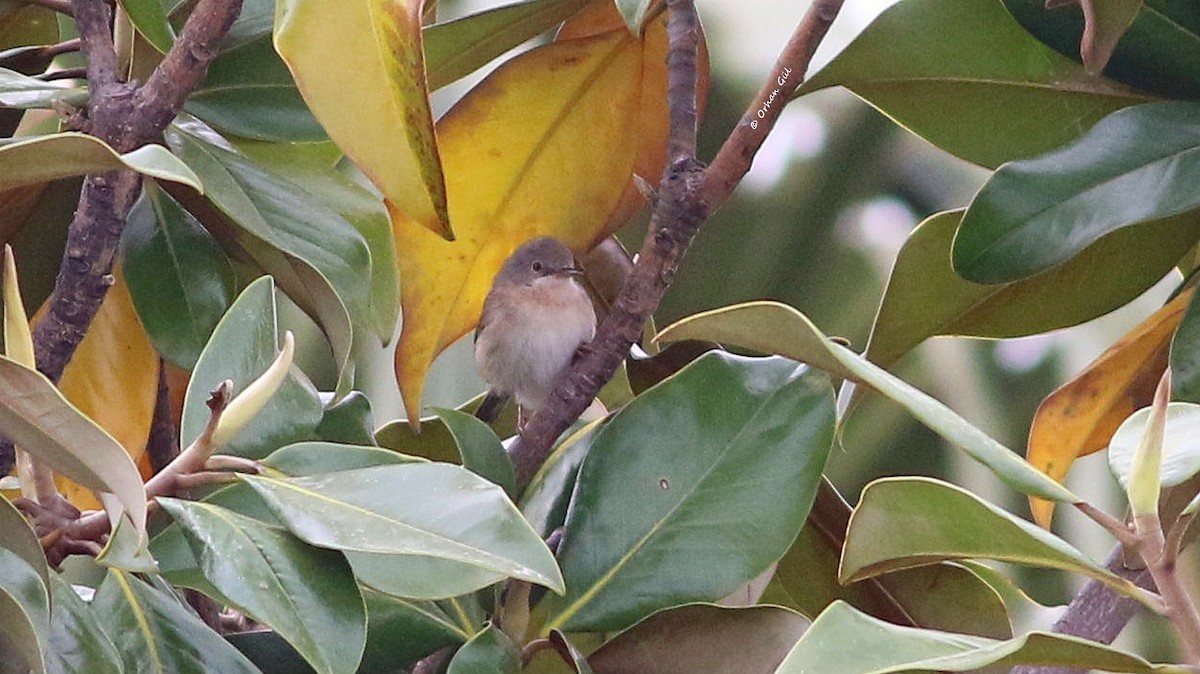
1027 287 1191 527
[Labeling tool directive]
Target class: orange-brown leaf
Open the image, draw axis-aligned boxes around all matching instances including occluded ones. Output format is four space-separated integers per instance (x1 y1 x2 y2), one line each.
1027 288 1192 527
49 270 159 508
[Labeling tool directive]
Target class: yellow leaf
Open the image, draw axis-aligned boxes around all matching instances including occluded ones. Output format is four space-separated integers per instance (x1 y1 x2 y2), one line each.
1027 288 1192 527
557 0 710 235
275 0 449 237
393 18 654 422
48 270 159 509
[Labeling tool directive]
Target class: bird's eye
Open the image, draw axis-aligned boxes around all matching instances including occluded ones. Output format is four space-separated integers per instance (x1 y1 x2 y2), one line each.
531 260 543 273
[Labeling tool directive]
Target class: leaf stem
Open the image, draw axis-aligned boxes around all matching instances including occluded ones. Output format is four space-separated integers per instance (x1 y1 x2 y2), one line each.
1135 511 1200 665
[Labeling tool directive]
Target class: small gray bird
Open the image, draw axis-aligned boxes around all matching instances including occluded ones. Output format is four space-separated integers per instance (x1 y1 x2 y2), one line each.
474 237 596 427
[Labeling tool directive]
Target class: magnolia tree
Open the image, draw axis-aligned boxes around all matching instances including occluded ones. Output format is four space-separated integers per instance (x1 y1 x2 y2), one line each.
0 0 1197 671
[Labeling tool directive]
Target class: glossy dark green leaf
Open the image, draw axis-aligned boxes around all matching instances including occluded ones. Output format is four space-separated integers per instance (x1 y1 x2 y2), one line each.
424 0 589 90
0 546 47 674
240 463 564 592
0 356 148 537
0 67 85 108
122 181 235 370
1005 0 1200 100
359 587 466 671
225 631 316 674
542 353 836 633
0 494 47 590
842 478 1145 600
520 420 603 539
180 277 322 459
655 302 1080 503
446 623 519 674
775 601 1187 674
431 407 516 497
955 102 1200 283
314 391 377 446
587 604 805 674
158 498 366 674
46 574 124 674
221 0 273 51
185 37 325 142
92 569 261 674
165 118 369 393
234 140 398 342
797 0 1152 168
119 0 174 52
866 210 1200 367
1171 283 1200 402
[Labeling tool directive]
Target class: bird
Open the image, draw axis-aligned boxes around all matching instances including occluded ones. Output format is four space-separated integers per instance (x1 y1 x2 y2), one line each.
474 237 596 429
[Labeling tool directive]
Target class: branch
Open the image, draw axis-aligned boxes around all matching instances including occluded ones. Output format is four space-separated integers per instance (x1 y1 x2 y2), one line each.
507 0 847 486
32 0 242 384
1010 547 1156 674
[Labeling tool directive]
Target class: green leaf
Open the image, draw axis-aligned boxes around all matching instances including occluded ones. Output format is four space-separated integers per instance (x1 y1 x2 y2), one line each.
46 574 124 674
0 356 148 539
446 623 519 674
955 101 1200 283
165 118 369 393
424 0 590 90
92 569 262 674
239 463 564 592
233 139 399 342
1108 402 1200 490
0 67 85 108
768 480 1012 639
1005 0 1200 100
775 601 1190 674
95 509 158 573
119 0 174 52
1171 282 1200 403
431 407 516 497
359 587 466 670
865 210 1200 368
520 421 603 539
184 37 325 142
842 477 1144 599
158 498 366 674
0 494 47 591
797 0 1152 168
0 546 48 674
265 441 419 475
1078 0 1143 73
0 4 57 52
0 134 202 192
180 277 323 459
542 353 836 633
314 392 377 446
655 302 1080 503
549 630 592 674
587 604 804 674
122 181 235 370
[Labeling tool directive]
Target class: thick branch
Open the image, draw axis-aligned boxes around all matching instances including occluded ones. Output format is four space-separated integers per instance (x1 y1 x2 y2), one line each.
508 0 847 486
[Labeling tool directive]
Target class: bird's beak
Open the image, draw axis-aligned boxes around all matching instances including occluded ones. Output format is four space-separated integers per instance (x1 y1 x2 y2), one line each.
554 265 583 278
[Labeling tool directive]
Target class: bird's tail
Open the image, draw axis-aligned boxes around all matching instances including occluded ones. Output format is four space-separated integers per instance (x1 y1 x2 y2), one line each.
474 390 510 424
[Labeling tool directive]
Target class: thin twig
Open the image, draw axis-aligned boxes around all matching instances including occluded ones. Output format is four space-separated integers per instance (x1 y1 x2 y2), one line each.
1135 512 1200 664
507 0 848 487
1075 501 1139 549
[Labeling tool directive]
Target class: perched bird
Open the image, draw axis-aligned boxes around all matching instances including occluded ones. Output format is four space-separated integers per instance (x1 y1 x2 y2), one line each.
474 237 596 428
